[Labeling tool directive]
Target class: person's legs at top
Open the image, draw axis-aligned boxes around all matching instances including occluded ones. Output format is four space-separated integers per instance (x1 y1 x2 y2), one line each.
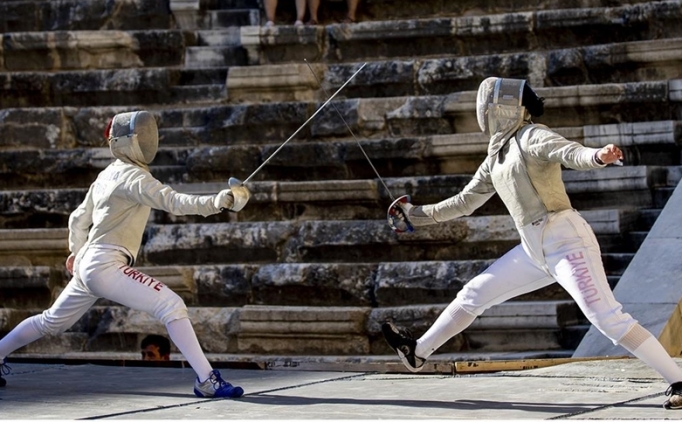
0 273 99 386
264 0 277 26
344 0 359 22
306 0 319 24
383 243 554 372
294 0 306 25
79 246 243 398
544 210 682 409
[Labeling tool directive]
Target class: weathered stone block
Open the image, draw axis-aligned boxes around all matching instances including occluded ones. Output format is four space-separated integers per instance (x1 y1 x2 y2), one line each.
373 260 494 306
237 305 370 354
251 263 376 306
141 222 298 265
194 264 257 306
227 63 324 103
0 228 68 266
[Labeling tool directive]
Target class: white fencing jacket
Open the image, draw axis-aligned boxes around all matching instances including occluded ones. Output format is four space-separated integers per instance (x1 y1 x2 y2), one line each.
421 124 605 225
68 155 222 264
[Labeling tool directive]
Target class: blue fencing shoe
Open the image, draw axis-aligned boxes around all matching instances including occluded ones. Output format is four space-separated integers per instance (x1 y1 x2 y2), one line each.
193 369 244 398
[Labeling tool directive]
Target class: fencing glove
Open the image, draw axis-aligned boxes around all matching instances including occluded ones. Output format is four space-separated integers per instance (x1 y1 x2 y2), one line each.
387 195 438 233
214 190 235 212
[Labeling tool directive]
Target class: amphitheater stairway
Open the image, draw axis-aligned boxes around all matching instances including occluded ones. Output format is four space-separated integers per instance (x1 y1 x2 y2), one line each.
1 0 681 367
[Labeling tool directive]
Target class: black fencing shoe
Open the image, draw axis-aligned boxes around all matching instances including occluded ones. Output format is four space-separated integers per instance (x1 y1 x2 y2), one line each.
664 381 682 409
381 322 425 373
0 359 11 387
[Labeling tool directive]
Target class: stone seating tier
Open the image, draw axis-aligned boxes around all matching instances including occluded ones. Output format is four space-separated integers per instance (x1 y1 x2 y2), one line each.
240 1 682 65
0 80 679 151
2 33 681 105
1 30 190 72
0 0 174 33
0 166 675 228
229 38 682 102
2 2 669 72
0 301 589 355
0 0 654 34
0 209 645 293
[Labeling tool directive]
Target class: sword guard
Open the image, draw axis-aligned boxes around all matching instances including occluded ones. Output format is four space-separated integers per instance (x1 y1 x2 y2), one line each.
228 177 251 212
387 195 414 233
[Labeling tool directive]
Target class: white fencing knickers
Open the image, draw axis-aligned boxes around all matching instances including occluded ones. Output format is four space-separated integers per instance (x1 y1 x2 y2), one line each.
31 245 188 337
417 209 637 357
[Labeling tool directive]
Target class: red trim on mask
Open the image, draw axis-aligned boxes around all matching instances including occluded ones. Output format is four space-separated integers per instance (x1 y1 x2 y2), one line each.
104 118 113 141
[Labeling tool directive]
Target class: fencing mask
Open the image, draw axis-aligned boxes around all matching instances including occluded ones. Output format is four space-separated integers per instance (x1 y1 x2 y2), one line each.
108 111 159 167
476 77 544 157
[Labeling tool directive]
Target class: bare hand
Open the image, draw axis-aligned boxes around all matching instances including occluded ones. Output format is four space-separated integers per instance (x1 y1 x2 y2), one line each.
66 254 75 275
596 144 624 165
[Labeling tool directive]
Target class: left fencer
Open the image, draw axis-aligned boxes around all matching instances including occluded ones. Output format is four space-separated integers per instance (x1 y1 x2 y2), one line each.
0 111 248 398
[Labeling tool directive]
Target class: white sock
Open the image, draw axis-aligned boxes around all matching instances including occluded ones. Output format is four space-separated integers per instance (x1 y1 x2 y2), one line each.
415 302 477 359
166 318 213 382
619 324 682 385
0 316 44 359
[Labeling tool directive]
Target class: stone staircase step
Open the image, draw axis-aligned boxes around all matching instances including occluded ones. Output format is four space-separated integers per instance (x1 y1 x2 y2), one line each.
0 259 622 310
0 81 678 149
0 0 173 33
1 30 187 72
179 68 228 85
170 84 227 103
361 0 653 22
0 210 634 282
0 169 662 225
601 253 635 276
0 266 57 308
196 28 242 46
230 38 682 101
201 0 261 9
654 186 677 208
0 301 585 354
208 9 260 28
185 46 249 68
7 349 578 374
1 121 677 189
0 260 495 308
0 68 219 108
240 2 682 65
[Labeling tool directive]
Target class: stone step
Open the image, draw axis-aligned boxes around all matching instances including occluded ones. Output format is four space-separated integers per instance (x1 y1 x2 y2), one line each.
0 167 668 226
0 301 586 354
1 121 678 188
184 46 249 68
0 209 640 267
201 0 261 9
0 30 187 72
0 67 235 108
239 1 682 65
196 28 242 46
5 350 579 374
0 80 678 149
0 260 542 308
0 0 173 33
359 0 654 22
229 37 682 101
170 84 227 104
178 67 228 85
0 266 58 309
208 9 260 28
